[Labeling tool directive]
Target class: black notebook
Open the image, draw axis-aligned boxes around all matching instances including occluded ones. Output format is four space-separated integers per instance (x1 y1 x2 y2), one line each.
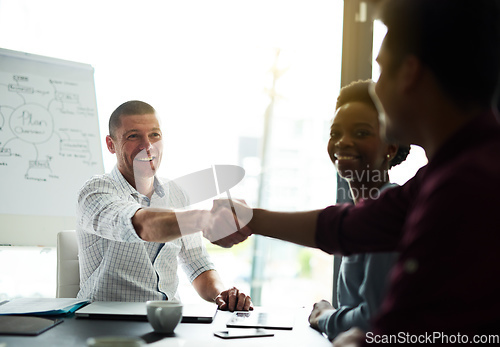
0 316 63 336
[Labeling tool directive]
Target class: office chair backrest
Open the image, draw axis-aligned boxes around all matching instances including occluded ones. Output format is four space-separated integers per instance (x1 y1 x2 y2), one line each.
56 230 80 298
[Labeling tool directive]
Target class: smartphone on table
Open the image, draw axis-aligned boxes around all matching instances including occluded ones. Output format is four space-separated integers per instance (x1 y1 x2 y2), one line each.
214 328 274 339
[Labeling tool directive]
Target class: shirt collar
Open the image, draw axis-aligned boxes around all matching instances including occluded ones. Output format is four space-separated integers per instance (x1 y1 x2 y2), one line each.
111 166 165 198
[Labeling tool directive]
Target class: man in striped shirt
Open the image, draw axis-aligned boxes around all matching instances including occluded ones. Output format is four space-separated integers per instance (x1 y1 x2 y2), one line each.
76 100 252 311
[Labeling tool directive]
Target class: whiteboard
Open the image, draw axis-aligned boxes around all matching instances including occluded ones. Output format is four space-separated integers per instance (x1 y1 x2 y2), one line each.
0 48 104 246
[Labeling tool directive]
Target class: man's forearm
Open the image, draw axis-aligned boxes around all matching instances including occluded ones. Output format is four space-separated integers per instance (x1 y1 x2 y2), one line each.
249 209 321 248
132 208 208 242
192 270 224 303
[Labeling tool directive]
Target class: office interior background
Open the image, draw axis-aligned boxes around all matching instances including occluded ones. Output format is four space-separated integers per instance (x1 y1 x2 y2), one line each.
0 0 427 306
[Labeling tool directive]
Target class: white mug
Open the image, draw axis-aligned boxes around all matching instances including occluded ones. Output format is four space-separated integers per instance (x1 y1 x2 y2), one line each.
146 300 183 334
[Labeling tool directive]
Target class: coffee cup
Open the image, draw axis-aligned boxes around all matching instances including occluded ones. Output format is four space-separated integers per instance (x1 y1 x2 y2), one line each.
146 300 183 334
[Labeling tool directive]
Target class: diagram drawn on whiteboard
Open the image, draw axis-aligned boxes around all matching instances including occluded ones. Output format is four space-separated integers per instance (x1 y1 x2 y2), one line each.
1 76 98 181
0 49 104 217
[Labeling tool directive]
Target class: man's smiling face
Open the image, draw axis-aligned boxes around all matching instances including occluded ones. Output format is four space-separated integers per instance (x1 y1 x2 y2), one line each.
106 113 163 187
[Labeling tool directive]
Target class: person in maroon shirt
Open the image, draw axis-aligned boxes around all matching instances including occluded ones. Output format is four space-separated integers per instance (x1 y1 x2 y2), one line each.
203 0 500 344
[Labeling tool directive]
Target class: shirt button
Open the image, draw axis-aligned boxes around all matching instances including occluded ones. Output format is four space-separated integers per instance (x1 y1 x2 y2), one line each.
404 258 419 273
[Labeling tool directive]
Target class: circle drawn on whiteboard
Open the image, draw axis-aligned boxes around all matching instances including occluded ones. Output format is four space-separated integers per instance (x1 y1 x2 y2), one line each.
9 104 54 144
0 109 5 130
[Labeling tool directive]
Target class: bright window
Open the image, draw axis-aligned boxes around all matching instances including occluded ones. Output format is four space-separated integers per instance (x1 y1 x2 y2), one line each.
0 0 343 306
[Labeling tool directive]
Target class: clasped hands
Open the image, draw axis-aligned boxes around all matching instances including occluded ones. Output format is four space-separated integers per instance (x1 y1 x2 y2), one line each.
215 286 253 311
202 199 253 248
309 300 364 347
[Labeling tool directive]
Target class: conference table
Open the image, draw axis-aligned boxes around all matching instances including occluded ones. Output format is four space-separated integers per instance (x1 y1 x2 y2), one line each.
0 306 332 346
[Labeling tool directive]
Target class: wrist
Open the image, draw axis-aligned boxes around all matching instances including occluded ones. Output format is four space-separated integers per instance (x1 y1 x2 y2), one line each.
176 209 207 236
247 208 263 233
196 210 210 231
317 309 335 333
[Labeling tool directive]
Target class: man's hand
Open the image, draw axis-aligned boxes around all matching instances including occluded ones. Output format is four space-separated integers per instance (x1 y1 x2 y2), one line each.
332 328 365 347
215 286 253 312
203 199 253 247
309 300 336 330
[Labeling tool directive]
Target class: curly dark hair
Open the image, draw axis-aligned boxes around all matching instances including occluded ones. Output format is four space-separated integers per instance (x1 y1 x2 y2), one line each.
336 79 410 168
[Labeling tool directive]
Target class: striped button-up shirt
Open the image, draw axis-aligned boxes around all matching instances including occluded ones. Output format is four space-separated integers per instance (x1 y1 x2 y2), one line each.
76 166 215 302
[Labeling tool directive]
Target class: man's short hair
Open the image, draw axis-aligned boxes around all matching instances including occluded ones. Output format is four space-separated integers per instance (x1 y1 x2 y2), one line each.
378 0 500 110
108 100 156 138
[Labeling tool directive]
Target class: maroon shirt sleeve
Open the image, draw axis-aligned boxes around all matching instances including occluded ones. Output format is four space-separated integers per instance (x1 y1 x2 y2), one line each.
315 177 417 255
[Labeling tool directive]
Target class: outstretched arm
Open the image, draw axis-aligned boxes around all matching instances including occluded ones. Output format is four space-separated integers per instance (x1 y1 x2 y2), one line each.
205 183 410 253
132 208 209 242
203 199 321 249
249 208 321 248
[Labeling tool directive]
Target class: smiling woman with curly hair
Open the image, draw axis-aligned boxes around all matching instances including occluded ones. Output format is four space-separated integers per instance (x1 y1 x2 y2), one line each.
308 79 409 340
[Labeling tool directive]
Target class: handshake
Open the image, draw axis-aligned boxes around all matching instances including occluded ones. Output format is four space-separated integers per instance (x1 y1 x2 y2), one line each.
200 199 254 248
133 197 255 246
